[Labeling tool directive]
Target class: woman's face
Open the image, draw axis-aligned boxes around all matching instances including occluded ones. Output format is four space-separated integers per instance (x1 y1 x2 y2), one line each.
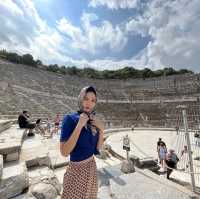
82 92 96 113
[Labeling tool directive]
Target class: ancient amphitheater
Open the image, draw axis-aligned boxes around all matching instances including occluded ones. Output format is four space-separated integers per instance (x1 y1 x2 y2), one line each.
0 59 200 198
0 59 200 128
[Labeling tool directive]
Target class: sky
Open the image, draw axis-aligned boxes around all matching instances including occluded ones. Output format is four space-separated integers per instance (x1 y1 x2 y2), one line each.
0 0 199 72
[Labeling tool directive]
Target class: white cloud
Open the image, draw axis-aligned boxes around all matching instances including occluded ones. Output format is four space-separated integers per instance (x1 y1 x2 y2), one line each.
74 0 200 72
81 12 99 27
57 18 84 42
0 0 199 72
0 0 23 16
89 0 139 9
0 0 128 68
57 12 128 54
125 0 200 72
126 16 149 37
0 0 71 65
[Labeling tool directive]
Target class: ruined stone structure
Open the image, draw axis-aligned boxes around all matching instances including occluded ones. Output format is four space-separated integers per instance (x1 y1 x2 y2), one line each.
0 59 200 129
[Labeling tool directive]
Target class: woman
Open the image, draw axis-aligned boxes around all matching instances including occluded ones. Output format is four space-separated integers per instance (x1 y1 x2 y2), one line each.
60 86 104 199
158 143 167 172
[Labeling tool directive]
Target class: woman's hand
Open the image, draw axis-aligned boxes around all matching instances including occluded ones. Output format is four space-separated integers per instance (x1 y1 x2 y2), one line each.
90 116 104 132
78 113 89 128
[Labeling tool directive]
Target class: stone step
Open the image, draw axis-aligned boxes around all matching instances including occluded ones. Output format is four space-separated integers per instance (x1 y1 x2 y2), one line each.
97 164 198 199
0 115 18 120
27 167 61 198
139 168 198 198
0 162 29 198
20 135 49 168
20 134 69 169
170 169 200 190
48 150 69 169
0 120 12 134
0 114 55 119
130 156 158 169
11 193 27 199
53 167 66 186
0 126 26 163
110 167 196 199
46 134 69 169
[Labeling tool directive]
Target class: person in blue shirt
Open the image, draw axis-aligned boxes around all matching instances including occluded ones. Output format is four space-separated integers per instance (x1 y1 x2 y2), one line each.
60 86 104 199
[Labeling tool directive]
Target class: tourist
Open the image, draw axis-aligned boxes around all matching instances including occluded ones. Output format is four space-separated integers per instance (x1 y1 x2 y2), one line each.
53 113 61 134
60 86 104 199
175 126 179 135
181 145 188 156
18 111 35 136
179 145 190 170
158 142 167 172
157 138 167 163
166 149 179 179
35 118 45 135
195 130 200 147
157 138 167 151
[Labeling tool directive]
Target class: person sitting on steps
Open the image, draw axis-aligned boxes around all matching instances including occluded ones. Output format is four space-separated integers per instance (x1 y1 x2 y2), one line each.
18 110 36 137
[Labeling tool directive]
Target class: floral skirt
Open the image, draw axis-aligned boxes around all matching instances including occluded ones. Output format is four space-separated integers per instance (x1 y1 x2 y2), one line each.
61 156 98 199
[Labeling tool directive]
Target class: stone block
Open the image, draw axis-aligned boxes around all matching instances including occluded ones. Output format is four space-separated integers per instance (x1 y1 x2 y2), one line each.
0 163 29 198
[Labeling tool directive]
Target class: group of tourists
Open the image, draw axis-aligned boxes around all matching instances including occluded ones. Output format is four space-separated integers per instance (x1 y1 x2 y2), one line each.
157 138 180 179
17 110 61 137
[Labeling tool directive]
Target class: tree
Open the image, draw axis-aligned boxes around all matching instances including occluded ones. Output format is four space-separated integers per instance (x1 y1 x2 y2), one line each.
59 65 66 75
0 49 7 58
163 67 176 76
141 68 154 79
36 59 42 66
65 66 81 76
6 52 21 63
21 54 36 66
47 64 59 72
178 69 193 74
154 69 164 77
0 49 195 79
82 67 98 78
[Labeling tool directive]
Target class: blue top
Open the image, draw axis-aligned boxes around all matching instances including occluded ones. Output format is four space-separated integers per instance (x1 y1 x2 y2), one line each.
60 112 100 162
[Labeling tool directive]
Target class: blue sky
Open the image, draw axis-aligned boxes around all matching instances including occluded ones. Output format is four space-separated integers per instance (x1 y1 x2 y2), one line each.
0 0 199 72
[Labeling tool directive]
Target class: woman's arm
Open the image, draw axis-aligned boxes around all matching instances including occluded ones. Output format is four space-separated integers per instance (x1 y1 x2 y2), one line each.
60 123 82 157
60 113 89 157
